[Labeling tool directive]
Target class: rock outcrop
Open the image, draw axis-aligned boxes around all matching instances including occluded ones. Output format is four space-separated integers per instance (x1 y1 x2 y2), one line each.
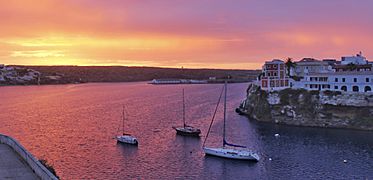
0 66 83 85
0 66 41 85
238 84 373 130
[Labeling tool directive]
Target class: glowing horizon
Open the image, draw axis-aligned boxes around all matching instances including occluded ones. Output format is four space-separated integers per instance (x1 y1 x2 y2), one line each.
1 0 373 69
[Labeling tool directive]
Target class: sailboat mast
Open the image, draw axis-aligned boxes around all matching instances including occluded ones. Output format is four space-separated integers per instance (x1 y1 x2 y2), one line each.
223 81 227 147
182 88 186 128
122 105 125 134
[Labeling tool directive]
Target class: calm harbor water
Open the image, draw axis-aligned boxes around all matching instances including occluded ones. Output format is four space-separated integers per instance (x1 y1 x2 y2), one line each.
0 82 372 179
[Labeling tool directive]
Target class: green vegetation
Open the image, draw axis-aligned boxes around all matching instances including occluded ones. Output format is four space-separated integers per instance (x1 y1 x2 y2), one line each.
323 90 342 96
278 88 307 105
285 57 296 77
353 108 373 127
22 66 260 83
244 84 373 130
246 86 272 121
278 88 316 117
346 63 358 71
39 159 59 179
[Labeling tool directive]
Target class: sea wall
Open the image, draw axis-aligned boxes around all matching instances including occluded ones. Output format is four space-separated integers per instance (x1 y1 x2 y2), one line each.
0 134 58 180
238 84 373 130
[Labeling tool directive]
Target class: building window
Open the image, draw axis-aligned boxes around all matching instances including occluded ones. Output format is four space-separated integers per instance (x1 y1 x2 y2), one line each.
262 80 268 88
366 78 370 82
335 78 338 82
354 78 357 82
320 77 328 82
341 86 347 91
274 72 277 76
352 86 359 92
365 86 372 92
334 86 338 89
342 78 345 82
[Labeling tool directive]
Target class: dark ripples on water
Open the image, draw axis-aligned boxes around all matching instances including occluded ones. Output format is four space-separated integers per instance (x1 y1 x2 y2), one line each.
0 82 372 179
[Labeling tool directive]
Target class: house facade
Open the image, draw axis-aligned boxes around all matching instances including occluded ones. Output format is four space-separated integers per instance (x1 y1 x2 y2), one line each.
294 72 372 92
258 53 373 93
260 59 290 91
294 58 333 77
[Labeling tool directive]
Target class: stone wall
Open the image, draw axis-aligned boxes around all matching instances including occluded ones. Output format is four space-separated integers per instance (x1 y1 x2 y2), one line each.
0 134 58 180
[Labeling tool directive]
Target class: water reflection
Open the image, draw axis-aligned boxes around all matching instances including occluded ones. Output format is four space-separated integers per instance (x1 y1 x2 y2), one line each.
0 82 372 179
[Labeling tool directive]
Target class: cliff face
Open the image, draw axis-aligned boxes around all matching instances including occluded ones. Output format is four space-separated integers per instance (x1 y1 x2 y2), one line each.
239 84 373 130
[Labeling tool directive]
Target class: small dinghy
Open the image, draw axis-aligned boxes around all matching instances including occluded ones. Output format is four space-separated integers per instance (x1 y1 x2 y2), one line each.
116 106 138 145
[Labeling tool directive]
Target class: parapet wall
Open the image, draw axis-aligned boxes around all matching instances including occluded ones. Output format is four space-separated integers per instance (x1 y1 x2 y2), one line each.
0 134 58 180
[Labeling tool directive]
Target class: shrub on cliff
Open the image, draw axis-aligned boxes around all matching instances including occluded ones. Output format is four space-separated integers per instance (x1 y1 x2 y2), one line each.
278 88 308 105
39 159 59 179
323 90 342 96
245 85 272 121
278 88 317 118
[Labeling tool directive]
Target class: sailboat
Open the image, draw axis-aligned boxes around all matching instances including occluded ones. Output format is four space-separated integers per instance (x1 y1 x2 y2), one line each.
203 82 260 161
173 89 201 136
116 105 138 145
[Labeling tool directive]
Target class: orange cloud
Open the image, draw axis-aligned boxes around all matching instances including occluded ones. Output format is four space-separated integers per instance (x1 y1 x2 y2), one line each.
0 1 373 69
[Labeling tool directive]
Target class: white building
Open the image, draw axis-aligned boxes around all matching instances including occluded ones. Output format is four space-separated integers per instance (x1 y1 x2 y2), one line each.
294 58 334 77
259 53 373 93
293 71 373 93
341 52 368 65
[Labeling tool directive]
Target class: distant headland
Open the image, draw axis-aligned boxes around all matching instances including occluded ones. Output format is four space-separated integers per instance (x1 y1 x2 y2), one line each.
0 65 260 85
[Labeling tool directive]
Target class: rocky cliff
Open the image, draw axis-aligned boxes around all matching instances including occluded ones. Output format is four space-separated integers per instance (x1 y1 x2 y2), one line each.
238 84 373 130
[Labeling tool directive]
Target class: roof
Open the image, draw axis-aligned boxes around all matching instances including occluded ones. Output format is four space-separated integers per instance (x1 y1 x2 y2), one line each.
265 59 284 64
333 64 372 69
307 71 373 76
299 58 320 62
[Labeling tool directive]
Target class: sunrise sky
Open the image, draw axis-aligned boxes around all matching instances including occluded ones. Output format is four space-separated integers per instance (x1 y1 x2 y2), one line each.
1 0 373 69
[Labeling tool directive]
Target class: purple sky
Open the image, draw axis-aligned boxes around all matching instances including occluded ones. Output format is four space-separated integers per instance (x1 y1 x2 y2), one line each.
1 0 372 69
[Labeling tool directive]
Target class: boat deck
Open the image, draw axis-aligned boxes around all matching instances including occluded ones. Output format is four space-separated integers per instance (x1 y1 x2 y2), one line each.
0 144 39 180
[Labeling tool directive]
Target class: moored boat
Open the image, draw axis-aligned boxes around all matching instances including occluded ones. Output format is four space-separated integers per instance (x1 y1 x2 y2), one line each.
116 106 138 146
173 126 201 136
203 147 260 161
116 134 138 145
173 89 201 136
203 81 259 161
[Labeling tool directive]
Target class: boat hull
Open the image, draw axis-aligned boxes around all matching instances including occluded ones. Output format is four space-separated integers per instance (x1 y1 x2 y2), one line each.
173 126 201 136
116 135 138 145
203 147 259 161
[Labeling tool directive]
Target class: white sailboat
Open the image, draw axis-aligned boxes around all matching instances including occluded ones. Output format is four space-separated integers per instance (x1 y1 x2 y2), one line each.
173 89 201 136
116 106 138 145
203 82 260 161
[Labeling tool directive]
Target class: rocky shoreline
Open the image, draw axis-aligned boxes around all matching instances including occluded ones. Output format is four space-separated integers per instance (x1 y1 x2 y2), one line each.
237 84 373 131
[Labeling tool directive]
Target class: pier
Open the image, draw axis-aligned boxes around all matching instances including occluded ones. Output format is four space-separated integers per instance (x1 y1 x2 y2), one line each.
0 134 58 180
